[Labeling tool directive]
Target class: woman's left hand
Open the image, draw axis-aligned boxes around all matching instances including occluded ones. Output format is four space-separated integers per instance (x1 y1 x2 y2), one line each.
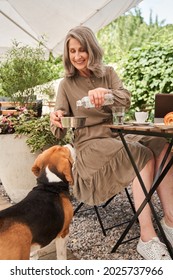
88 87 111 108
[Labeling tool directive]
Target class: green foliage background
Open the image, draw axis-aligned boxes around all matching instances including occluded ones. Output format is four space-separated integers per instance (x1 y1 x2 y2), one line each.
0 41 63 103
97 9 173 120
1 8 173 117
1 8 173 126
121 43 173 120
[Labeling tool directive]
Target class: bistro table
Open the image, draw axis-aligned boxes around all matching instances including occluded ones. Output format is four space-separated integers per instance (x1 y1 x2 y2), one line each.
105 123 173 259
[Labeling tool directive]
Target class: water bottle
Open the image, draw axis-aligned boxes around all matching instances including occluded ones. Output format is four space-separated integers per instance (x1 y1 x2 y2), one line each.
76 93 114 108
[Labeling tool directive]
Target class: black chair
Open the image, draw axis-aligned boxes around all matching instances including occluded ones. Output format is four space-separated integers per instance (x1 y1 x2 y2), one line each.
74 187 137 237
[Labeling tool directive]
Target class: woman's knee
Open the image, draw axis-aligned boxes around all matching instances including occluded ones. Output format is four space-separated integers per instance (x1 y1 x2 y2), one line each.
141 147 155 171
144 157 155 172
157 143 169 159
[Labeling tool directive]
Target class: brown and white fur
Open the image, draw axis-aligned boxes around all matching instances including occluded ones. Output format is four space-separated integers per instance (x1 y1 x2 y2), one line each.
0 144 75 260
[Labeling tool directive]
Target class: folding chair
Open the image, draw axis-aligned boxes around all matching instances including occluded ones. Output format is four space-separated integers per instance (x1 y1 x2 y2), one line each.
74 187 136 237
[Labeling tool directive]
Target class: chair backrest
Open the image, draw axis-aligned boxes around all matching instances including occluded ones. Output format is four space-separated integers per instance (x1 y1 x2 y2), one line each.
154 93 173 123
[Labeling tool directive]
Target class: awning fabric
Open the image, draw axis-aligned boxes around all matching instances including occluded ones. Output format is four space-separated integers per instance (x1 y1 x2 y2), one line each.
0 0 142 56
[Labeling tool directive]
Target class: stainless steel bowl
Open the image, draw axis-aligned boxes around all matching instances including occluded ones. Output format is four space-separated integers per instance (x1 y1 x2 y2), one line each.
61 116 86 128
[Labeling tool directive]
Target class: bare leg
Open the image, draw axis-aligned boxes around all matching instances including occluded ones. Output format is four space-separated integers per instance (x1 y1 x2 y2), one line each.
132 157 157 242
155 144 173 227
30 244 40 260
55 235 69 260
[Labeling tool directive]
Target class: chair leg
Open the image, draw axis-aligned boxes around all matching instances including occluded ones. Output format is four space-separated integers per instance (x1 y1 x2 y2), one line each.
74 202 84 215
74 202 107 236
124 187 136 214
94 206 107 236
73 187 136 237
102 195 116 208
102 187 135 215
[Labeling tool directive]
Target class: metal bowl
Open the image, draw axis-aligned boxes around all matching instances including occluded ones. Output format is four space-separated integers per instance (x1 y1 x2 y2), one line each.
61 116 86 128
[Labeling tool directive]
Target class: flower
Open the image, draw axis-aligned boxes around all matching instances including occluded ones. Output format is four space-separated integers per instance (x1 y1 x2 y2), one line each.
0 107 72 153
0 107 37 134
0 115 14 134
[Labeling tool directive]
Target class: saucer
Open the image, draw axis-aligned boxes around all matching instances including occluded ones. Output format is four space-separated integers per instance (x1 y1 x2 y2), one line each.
131 121 151 126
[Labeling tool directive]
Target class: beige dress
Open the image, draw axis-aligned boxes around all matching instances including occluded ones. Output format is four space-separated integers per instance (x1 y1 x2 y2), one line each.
51 66 167 205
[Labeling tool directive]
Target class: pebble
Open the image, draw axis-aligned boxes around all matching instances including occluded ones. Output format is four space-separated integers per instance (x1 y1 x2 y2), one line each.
69 189 163 260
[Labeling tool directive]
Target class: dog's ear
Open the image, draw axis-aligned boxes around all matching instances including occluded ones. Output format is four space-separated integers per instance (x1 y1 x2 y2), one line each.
60 146 74 185
55 156 74 185
68 154 74 165
31 154 42 176
62 159 74 185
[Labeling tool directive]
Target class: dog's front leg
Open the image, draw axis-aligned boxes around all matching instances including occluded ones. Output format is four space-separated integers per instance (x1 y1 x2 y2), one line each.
55 234 69 260
30 244 41 260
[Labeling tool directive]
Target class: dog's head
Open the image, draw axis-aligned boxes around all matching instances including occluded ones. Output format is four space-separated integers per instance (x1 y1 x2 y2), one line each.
32 145 75 185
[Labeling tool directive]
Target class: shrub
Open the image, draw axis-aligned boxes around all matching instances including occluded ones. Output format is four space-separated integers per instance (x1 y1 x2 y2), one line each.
121 42 173 119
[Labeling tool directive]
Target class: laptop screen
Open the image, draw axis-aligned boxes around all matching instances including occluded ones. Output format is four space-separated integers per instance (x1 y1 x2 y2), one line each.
154 94 173 123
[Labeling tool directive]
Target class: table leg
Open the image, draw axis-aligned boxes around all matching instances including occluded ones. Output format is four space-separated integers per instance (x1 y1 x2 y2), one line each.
111 133 173 258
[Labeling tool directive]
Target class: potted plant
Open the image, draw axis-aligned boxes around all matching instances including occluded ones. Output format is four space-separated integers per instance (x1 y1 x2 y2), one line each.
0 109 71 151
0 106 72 203
0 42 68 202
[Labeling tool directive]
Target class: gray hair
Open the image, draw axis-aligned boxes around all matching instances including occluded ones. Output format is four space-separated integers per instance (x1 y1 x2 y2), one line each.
63 26 105 78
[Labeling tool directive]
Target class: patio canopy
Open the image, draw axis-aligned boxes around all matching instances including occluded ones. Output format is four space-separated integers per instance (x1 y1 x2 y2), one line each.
0 0 142 57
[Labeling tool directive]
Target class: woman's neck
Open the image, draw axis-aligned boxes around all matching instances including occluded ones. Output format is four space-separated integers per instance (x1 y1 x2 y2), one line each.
78 69 91 77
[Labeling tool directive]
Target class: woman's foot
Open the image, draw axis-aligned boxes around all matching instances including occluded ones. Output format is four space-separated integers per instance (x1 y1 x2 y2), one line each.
137 237 171 260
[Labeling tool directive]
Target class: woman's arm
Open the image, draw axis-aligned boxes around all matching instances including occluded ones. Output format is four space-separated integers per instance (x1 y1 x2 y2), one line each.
50 80 69 138
87 67 131 109
109 67 131 109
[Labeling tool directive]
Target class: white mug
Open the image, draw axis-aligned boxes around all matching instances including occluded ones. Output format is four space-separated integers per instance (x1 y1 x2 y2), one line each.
135 111 148 123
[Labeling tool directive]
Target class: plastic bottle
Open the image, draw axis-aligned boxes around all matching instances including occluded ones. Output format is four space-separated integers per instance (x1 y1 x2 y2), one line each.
76 93 114 108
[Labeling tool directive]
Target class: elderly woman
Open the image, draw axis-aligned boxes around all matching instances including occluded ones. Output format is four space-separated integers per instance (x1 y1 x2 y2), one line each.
50 26 173 260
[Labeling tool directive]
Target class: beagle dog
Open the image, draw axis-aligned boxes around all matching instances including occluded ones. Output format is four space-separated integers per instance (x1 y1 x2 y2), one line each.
0 144 75 260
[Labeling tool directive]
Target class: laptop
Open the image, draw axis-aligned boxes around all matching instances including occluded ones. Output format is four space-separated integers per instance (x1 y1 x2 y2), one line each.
154 93 173 123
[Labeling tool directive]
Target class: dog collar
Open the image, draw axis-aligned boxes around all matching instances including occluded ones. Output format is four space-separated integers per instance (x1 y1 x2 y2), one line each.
34 181 69 195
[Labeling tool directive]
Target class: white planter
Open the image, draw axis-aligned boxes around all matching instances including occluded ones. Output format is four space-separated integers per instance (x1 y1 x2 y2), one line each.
0 134 40 203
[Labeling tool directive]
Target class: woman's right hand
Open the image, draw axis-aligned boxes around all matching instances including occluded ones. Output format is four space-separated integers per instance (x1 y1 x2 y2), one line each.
88 87 112 108
50 110 65 129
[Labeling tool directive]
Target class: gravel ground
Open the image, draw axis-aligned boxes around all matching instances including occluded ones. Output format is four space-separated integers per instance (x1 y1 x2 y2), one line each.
0 182 163 260
69 187 163 260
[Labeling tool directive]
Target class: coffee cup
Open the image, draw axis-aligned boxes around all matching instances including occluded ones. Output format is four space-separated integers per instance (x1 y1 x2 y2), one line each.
135 111 148 123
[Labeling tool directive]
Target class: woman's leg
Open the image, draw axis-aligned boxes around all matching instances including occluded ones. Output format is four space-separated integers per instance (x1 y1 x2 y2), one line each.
132 157 157 242
131 144 171 259
155 144 173 227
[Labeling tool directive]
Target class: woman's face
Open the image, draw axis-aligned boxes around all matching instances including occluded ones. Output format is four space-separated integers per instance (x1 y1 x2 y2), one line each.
68 38 89 76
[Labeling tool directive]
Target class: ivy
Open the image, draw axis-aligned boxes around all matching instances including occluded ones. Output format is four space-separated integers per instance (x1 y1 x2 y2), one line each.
121 43 173 119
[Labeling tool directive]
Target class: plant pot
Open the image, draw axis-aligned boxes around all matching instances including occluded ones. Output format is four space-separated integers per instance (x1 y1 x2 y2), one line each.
0 134 40 203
